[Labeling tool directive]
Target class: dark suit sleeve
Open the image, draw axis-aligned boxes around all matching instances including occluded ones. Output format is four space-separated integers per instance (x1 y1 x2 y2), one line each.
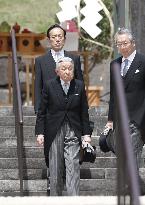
108 62 114 121
34 57 43 113
35 82 48 135
74 55 84 81
80 82 92 135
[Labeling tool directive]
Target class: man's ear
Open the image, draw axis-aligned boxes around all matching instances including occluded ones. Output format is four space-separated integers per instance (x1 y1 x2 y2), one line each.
132 40 136 47
55 69 59 75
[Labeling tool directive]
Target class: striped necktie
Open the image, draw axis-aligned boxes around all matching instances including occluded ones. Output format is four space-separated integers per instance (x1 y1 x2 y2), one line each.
123 59 129 76
63 83 69 95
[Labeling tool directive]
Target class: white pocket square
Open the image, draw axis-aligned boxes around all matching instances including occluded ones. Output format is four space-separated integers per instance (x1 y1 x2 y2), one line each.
135 69 140 74
74 93 79 96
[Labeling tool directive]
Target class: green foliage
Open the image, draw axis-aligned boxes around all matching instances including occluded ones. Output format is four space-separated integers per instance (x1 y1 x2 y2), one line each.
79 0 113 61
0 0 59 33
0 0 113 61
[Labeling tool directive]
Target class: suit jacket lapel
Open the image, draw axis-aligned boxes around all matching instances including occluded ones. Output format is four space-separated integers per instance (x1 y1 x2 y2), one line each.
51 77 66 106
123 53 142 89
44 50 56 70
66 79 79 108
64 50 69 57
51 78 79 107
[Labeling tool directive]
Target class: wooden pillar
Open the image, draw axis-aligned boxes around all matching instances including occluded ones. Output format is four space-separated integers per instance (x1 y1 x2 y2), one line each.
25 63 30 105
83 51 89 97
31 57 35 105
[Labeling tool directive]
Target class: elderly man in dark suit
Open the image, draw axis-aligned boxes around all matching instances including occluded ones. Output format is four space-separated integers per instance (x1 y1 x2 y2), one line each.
34 24 83 114
106 28 145 192
35 57 92 196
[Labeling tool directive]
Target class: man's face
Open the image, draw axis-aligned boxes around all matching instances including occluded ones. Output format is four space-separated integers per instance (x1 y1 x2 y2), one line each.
56 61 74 82
48 28 65 51
116 34 135 58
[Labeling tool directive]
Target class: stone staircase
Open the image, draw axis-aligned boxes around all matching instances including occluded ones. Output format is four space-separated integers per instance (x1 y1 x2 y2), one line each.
1 105 144 196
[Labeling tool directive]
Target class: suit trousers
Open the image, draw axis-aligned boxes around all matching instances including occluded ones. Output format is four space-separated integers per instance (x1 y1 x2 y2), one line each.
112 122 144 170
49 121 80 196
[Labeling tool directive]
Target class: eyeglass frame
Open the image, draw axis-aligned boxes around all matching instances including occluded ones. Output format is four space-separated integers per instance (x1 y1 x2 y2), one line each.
116 41 132 48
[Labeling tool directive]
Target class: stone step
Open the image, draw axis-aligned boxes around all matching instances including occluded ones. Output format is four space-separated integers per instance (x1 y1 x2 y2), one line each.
0 135 100 146
1 156 145 170
1 136 145 157
0 105 109 117
0 179 116 195
0 168 116 180
0 106 35 116
0 126 103 139
0 89 9 105
0 105 108 136
0 157 117 169
3 167 144 182
2 105 144 197
0 115 107 128
0 117 107 136
0 146 115 158
0 196 119 205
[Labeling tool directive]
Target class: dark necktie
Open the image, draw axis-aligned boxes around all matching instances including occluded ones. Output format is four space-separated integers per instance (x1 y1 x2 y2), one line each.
123 59 129 76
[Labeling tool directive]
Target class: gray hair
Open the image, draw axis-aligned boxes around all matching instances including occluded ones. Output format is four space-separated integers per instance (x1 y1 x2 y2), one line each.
114 27 135 44
56 57 74 70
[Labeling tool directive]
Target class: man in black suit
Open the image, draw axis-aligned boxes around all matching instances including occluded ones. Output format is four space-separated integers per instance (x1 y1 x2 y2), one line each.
35 57 92 196
106 28 145 191
34 24 83 113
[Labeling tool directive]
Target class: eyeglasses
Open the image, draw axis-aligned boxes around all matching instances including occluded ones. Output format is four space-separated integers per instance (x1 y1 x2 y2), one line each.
116 41 131 48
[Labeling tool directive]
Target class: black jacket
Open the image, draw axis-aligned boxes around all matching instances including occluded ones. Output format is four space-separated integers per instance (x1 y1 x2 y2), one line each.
35 77 92 157
34 50 83 113
108 52 145 134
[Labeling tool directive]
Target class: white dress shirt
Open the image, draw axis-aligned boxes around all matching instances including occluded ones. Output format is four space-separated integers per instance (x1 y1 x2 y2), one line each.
60 79 70 94
121 50 136 76
51 49 64 63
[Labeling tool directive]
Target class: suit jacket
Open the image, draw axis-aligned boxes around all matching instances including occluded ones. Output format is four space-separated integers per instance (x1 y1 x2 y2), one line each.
108 52 145 133
35 77 92 157
34 50 83 113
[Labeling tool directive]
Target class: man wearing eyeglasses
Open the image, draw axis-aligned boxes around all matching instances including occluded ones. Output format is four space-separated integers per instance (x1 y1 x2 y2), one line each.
34 24 83 115
105 27 145 194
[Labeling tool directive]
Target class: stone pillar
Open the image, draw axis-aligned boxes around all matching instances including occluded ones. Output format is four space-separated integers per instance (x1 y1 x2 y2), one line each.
129 0 145 54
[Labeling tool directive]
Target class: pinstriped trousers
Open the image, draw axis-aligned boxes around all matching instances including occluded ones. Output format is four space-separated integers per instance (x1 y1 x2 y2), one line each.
49 121 80 196
112 122 144 170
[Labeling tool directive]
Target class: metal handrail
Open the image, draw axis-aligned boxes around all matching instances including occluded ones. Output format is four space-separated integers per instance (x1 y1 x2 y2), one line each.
112 62 140 205
11 29 24 195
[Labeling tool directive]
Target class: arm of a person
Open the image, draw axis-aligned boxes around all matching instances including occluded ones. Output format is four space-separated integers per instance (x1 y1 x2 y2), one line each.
106 121 113 130
106 62 114 129
35 82 49 136
80 82 92 142
37 134 44 146
74 55 84 81
34 57 43 114
108 62 114 122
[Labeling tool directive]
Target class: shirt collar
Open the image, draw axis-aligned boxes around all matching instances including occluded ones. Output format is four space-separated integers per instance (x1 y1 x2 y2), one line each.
51 49 64 57
122 50 136 62
60 79 70 86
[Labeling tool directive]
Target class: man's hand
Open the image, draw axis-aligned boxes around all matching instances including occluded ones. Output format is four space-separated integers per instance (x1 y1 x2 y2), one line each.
82 135 91 145
36 134 44 146
105 121 113 130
